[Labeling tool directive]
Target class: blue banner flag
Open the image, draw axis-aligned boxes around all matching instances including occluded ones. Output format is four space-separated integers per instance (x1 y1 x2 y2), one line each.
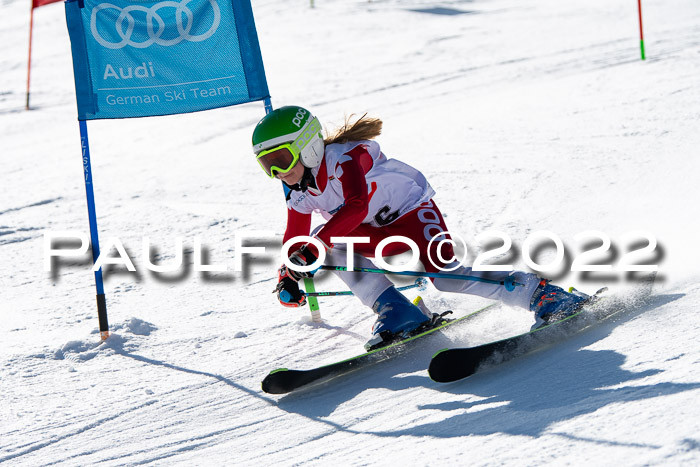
65 0 269 120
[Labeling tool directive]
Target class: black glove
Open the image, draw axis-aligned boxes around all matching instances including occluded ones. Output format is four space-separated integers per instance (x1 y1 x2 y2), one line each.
287 243 320 281
275 266 307 308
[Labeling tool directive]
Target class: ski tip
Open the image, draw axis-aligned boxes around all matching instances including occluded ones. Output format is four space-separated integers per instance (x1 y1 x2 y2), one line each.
428 372 460 384
428 351 467 383
262 370 294 394
431 348 450 359
261 380 286 394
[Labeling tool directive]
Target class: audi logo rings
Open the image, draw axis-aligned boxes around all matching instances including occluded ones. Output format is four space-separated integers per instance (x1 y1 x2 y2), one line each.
90 0 221 49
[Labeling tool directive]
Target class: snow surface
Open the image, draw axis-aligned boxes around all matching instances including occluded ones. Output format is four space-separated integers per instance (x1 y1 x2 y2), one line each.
2 0 700 464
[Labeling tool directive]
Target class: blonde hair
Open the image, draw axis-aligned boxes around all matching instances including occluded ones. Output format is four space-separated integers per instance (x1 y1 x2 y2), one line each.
324 113 383 145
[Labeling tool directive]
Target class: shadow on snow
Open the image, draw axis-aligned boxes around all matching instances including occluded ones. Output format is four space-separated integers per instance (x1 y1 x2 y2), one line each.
274 293 698 443
76 293 697 450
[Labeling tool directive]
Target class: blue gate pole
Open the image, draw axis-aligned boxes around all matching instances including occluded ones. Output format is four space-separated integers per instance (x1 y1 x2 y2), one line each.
79 120 109 340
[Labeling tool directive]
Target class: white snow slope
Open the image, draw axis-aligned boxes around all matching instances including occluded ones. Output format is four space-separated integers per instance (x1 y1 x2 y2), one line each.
2 0 700 465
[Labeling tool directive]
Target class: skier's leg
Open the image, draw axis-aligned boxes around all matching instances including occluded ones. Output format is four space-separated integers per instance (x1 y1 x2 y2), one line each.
322 232 431 349
380 201 582 317
432 267 588 324
431 265 541 309
324 246 393 307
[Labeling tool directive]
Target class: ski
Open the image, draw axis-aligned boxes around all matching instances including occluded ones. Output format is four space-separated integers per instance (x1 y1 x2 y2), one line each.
428 274 656 383
262 303 497 394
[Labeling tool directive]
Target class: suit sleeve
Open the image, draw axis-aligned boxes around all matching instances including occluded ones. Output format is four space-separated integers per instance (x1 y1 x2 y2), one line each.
283 207 312 253
314 145 371 248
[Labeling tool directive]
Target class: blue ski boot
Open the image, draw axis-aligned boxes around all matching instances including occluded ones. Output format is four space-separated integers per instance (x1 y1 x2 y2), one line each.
530 279 589 327
364 287 432 351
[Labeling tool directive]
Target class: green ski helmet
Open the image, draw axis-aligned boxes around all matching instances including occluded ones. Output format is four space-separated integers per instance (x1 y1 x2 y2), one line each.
252 106 325 178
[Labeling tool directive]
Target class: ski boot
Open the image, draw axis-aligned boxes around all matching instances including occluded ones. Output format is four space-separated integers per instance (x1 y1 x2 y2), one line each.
530 279 589 328
364 287 432 351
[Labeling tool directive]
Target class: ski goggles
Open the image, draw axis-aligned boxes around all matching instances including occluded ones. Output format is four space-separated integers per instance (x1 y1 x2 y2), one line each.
256 144 300 178
255 116 322 178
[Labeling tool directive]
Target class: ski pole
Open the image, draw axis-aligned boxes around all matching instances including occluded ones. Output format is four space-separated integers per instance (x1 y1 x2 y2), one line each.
319 265 523 292
306 278 427 297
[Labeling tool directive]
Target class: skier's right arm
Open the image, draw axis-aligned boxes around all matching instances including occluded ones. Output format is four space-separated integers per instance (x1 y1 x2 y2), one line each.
275 207 312 308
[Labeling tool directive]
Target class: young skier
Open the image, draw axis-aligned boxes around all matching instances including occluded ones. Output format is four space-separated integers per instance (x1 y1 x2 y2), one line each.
252 106 588 350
